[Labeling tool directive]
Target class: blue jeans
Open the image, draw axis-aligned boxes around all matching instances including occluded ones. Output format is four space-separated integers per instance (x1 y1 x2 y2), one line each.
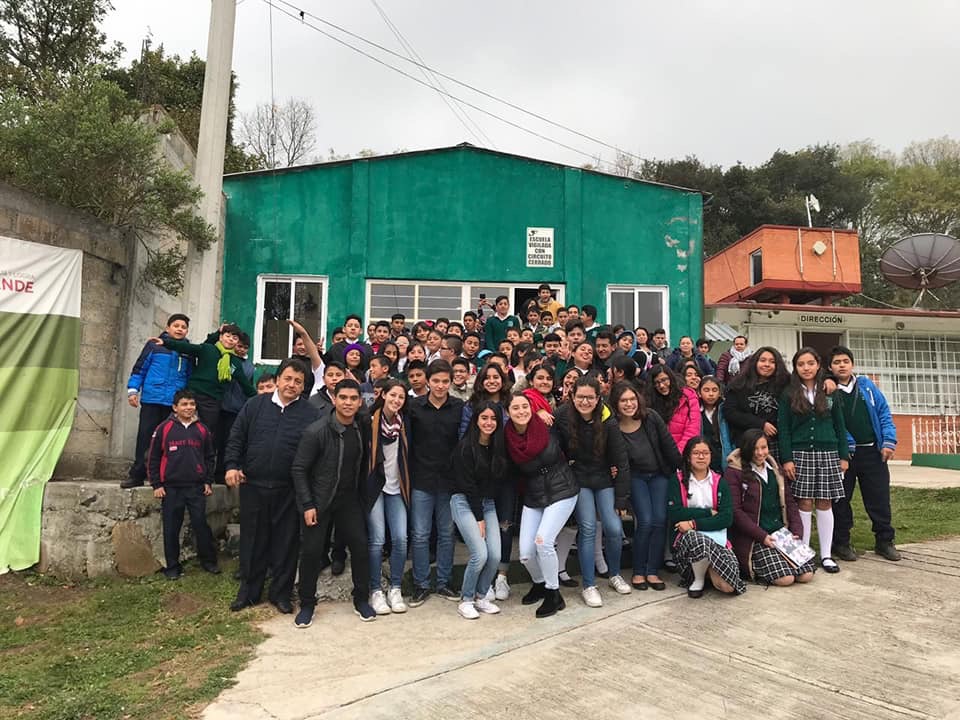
411 487 454 590
495 482 517 568
367 492 408 590
631 472 669 576
518 495 578 590
575 486 623 587
450 494 500 600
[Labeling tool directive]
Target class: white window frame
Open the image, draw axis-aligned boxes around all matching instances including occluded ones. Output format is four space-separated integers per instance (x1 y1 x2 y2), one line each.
750 250 763 286
364 280 565 325
254 274 329 365
605 284 670 334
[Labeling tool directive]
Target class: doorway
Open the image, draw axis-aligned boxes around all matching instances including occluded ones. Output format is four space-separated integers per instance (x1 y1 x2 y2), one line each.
514 287 544 316
800 331 844 363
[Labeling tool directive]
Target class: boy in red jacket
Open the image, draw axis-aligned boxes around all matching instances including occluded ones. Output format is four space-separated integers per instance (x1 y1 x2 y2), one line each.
149 390 220 579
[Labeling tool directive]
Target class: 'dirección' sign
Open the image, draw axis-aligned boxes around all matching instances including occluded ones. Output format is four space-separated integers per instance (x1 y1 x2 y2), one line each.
526 227 554 268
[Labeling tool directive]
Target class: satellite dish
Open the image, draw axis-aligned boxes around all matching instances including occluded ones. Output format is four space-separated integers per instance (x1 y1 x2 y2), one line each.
880 233 960 306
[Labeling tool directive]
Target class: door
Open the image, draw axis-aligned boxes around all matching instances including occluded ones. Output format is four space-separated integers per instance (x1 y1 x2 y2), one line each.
514 288 540 317
800 331 843 364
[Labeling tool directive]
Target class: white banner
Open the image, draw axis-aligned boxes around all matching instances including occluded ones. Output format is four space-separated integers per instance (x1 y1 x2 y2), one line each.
0 235 82 318
526 227 554 268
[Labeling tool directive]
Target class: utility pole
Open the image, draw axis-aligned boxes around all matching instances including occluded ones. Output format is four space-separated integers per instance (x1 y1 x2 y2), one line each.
184 0 236 330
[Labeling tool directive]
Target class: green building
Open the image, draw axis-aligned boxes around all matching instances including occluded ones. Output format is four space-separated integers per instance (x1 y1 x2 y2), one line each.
221 144 703 365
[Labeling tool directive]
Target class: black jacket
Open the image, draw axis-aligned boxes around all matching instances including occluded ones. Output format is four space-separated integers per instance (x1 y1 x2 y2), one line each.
406 394 464 494
509 432 578 509
148 418 214 487
554 405 630 507
224 394 320 488
629 410 683 478
724 379 781 444
290 410 366 514
450 439 507 520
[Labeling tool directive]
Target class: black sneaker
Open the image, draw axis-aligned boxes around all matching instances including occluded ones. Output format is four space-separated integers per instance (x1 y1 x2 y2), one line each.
162 566 183 580
875 541 902 562
353 599 377 622
294 606 314 629
834 544 858 562
408 587 431 607
436 586 459 601
201 561 222 574
331 558 346 576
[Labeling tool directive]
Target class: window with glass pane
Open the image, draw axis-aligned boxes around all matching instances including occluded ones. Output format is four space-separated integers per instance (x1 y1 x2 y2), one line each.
261 281 291 361
608 291 635 328
369 283 416 321
607 286 667 333
294 282 323 344
636 291 664 332
418 285 461 320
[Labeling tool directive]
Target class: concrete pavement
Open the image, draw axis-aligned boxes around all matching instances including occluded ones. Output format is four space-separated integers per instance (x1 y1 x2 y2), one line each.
203 539 960 720
889 463 960 489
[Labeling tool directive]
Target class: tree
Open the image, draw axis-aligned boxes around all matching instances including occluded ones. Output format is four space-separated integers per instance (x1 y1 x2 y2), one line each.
106 45 262 174
0 72 216 294
0 0 122 99
237 98 317 169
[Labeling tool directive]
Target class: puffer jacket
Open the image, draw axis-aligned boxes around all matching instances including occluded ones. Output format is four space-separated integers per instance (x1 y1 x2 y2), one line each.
509 431 577 509
554 403 630 508
127 332 192 405
291 410 366 514
724 449 803 579
666 386 701 456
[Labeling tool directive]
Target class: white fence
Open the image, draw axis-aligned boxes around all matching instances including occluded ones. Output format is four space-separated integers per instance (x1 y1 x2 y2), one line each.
912 416 960 455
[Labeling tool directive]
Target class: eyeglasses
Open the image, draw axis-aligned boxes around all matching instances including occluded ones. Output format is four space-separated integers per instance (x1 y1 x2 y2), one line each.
691 450 711 457
574 396 598 403
654 378 671 386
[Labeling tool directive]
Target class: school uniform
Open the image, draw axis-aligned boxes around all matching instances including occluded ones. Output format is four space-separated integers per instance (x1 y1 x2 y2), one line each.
777 390 849 500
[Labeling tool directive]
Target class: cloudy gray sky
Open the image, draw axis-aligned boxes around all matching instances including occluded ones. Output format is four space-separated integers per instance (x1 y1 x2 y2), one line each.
103 1 959 170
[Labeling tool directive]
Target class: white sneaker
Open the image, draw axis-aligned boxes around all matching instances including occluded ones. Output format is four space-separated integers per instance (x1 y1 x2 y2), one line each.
458 600 480 619
494 574 510 601
387 587 407 613
484 586 495 603
582 585 603 608
475 597 501 614
370 590 391 616
609 575 632 595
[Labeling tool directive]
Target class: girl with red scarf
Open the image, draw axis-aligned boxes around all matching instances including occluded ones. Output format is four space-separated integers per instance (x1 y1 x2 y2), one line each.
505 392 578 618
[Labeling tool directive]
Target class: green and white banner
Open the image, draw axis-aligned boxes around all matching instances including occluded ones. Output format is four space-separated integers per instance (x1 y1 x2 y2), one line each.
0 235 81 572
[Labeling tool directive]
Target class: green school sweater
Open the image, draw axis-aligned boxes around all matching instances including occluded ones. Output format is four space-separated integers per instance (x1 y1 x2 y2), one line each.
163 338 256 401
484 314 520 351
777 391 849 463
667 473 733 530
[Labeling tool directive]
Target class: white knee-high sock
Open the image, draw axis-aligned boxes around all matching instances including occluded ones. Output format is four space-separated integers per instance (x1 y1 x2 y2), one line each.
816 508 835 560
689 559 709 591
799 510 813 547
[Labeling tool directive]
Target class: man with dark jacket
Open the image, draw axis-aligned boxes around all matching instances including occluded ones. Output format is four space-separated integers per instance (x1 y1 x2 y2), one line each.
225 358 319 613
291 379 375 627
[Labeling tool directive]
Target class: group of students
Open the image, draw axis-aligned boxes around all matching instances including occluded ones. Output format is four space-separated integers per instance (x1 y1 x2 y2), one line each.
126 287 901 626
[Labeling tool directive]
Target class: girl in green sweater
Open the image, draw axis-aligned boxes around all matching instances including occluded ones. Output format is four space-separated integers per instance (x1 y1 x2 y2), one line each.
667 436 746 599
778 347 849 574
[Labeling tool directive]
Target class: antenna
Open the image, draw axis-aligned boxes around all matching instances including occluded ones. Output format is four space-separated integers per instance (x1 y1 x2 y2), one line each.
805 194 820 228
880 233 960 308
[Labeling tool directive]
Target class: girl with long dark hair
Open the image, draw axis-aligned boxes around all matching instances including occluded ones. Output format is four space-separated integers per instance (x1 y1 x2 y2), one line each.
610 381 681 590
647 365 700 459
555 376 631 607
364 379 410 615
667 436 745 599
724 429 815 586
723 346 790 460
778 347 849 574
450 401 509 619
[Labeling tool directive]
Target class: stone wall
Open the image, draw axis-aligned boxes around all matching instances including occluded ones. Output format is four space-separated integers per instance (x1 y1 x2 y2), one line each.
40 481 238 578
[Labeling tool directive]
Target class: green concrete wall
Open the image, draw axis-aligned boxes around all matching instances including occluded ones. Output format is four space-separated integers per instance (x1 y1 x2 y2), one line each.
912 454 960 471
221 146 702 342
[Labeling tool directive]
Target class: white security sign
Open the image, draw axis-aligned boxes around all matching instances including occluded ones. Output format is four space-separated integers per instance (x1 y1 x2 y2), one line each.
526 227 554 268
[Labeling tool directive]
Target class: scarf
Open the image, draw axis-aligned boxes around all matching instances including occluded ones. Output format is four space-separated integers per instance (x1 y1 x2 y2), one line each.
727 346 752 376
215 341 235 382
380 411 403 444
505 412 550 465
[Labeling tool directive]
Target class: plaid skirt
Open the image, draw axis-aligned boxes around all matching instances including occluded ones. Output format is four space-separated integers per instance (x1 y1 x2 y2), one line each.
789 449 845 500
751 544 816 583
674 531 746 595
766 437 780 464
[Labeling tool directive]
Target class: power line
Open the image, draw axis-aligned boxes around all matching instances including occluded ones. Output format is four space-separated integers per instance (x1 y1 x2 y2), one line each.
272 0 641 166
263 0 621 170
368 0 495 149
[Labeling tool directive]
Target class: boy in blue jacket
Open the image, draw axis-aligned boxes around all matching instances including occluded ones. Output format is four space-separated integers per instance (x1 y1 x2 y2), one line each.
148 390 220 579
828 346 901 562
123 313 193 488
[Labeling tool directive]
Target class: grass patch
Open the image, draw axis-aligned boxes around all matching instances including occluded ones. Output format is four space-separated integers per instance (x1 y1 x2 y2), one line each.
848 486 960 550
0 559 269 720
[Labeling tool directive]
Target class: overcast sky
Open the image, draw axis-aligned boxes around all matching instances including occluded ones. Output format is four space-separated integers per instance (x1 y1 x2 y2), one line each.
103 1 959 170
